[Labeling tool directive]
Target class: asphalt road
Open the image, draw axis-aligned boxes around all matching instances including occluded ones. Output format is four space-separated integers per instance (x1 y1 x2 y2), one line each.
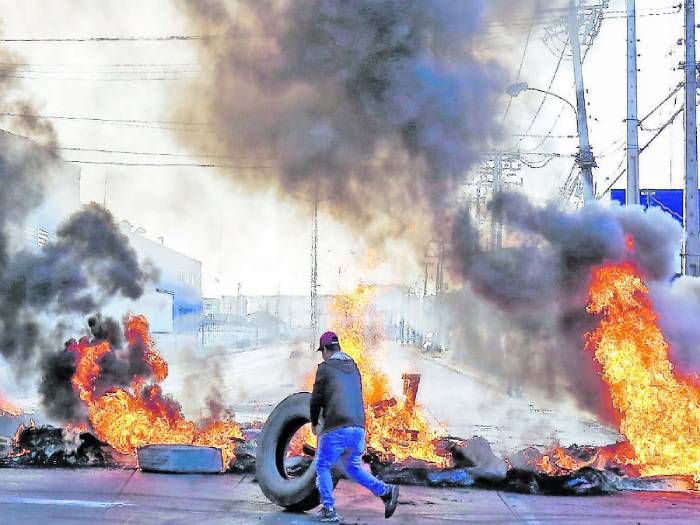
1 468 698 524
2 343 699 523
164 340 620 455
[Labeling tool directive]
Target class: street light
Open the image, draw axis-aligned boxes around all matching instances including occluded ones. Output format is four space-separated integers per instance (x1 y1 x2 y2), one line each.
506 82 578 118
507 81 597 203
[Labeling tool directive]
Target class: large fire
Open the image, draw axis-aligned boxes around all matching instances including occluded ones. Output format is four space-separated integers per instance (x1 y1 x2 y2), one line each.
587 261 700 477
299 286 444 464
69 315 242 466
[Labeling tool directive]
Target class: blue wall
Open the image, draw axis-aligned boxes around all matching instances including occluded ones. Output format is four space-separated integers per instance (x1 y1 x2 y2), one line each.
610 189 687 225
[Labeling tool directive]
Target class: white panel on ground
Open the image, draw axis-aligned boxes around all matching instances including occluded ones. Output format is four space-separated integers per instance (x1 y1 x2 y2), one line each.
137 444 224 474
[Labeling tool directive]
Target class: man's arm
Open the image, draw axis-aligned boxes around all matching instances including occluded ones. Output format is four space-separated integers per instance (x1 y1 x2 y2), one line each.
310 364 326 428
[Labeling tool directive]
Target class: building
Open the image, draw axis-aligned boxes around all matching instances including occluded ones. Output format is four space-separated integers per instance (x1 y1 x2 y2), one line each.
105 223 203 333
2 130 203 334
2 130 81 249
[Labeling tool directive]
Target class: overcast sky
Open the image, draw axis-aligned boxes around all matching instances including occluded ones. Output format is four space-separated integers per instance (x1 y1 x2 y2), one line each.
0 0 689 295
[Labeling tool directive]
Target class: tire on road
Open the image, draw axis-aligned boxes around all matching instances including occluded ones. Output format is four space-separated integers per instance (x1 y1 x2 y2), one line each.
256 391 328 512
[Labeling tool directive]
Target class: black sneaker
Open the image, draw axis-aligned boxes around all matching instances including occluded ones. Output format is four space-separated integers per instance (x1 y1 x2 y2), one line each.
316 506 340 522
380 484 399 519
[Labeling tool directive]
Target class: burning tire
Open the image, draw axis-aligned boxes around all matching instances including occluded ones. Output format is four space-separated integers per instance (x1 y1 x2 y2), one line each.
256 391 334 512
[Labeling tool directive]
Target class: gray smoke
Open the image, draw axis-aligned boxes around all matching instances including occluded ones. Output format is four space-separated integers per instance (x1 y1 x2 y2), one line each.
0 36 151 376
38 339 84 423
0 203 155 374
176 0 507 245
649 278 700 376
0 47 57 150
451 192 683 419
40 315 166 422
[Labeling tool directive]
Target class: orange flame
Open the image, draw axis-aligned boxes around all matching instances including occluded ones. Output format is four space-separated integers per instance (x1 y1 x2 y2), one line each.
0 390 21 417
69 315 242 466
587 261 700 476
302 286 444 464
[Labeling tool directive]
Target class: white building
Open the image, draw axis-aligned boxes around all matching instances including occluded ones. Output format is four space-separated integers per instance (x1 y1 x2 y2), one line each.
2 130 81 249
105 223 203 333
1 130 202 334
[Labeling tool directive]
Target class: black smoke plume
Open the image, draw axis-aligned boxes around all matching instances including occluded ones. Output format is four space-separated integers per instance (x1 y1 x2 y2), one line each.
39 315 171 423
38 340 84 423
176 0 507 245
451 192 683 419
1 202 154 374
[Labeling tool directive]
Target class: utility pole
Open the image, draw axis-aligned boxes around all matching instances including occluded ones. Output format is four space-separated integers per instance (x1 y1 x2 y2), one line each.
490 154 504 251
684 0 700 276
310 195 319 352
568 0 597 202
626 0 640 205
434 240 446 351
435 241 446 297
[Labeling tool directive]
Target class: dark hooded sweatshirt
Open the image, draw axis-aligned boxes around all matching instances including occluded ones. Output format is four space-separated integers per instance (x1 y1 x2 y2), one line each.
310 352 365 435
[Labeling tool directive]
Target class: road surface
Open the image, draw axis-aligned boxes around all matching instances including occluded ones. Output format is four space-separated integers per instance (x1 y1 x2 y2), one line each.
164 340 620 456
2 342 699 523
1 468 698 524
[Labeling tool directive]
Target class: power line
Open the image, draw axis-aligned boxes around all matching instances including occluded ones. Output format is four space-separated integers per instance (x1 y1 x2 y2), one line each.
64 159 274 169
0 111 212 129
515 37 568 148
2 74 199 81
639 82 683 127
502 1 539 124
597 105 684 198
0 34 226 43
0 61 201 68
519 29 598 155
57 145 267 160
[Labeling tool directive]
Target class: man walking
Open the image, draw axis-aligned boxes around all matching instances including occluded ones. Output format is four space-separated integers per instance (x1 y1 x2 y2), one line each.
310 331 400 522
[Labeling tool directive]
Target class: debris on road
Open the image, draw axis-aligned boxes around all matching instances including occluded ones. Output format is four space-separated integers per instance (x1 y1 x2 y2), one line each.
0 423 116 468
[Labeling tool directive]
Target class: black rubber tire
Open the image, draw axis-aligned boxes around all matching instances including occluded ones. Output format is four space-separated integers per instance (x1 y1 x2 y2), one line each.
256 392 326 511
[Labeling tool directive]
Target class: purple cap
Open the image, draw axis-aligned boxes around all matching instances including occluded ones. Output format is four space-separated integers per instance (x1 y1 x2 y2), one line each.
317 331 340 351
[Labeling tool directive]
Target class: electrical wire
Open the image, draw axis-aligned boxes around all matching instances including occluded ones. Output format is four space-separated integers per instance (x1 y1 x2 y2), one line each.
502 1 539 124
596 105 684 199
639 82 683 129
515 39 568 148
63 159 274 168
2 74 200 81
0 111 212 130
56 145 268 160
0 34 227 43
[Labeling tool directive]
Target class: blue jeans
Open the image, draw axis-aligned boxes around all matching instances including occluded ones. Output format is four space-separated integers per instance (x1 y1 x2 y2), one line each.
315 426 389 509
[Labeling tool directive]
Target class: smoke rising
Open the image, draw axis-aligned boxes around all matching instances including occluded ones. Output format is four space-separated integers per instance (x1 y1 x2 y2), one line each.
0 31 154 385
0 47 57 150
1 202 154 374
39 315 176 423
649 278 700 377
450 192 684 419
176 0 507 245
38 340 84 423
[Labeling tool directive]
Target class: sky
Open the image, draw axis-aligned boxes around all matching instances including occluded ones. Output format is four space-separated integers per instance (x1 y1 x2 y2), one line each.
0 0 689 296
